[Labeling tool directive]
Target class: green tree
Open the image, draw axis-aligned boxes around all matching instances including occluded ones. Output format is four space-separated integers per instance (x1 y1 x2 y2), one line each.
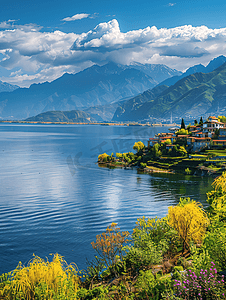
181 118 185 129
199 116 203 125
133 141 145 153
194 119 198 125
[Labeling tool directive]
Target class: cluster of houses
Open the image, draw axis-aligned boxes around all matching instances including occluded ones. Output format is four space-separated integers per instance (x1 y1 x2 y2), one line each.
148 116 226 152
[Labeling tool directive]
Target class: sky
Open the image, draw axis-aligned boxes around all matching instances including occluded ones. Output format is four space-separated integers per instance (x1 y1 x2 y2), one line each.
1 0 226 87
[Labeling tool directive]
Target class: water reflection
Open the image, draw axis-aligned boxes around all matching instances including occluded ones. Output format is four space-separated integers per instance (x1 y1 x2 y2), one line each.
148 173 213 206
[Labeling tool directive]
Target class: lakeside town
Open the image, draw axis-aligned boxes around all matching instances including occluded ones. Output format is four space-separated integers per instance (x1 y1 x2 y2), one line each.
98 116 226 176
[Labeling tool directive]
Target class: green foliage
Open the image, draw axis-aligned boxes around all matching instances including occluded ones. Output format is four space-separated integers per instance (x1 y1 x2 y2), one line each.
133 141 145 152
124 217 175 273
204 221 226 270
77 286 109 300
91 223 130 276
199 116 203 125
176 128 189 136
206 171 226 222
163 139 172 145
218 115 226 123
135 270 160 299
140 162 147 168
185 167 192 175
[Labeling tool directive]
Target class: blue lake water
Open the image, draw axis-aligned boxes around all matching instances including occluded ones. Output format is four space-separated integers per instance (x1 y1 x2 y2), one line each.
0 124 213 273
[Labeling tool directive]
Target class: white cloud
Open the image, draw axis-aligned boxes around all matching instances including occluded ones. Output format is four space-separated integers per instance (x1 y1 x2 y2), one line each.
167 3 176 6
1 19 226 87
62 13 90 22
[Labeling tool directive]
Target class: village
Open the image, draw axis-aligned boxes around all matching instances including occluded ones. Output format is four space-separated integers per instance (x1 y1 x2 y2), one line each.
148 116 226 152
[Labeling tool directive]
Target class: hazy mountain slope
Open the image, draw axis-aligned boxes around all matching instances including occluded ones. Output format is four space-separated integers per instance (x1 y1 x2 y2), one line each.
84 98 129 121
0 81 19 93
130 63 182 83
0 62 182 120
0 63 157 120
159 55 226 87
112 85 169 121
25 110 95 123
112 62 226 121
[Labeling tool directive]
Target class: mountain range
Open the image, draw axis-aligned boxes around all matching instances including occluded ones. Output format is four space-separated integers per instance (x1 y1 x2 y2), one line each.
0 62 181 120
113 60 226 121
0 81 19 93
160 55 226 87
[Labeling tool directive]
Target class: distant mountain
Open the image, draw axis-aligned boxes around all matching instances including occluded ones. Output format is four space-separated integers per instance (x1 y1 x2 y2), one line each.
130 63 182 83
25 110 95 123
0 62 182 120
0 81 19 93
160 55 226 87
84 98 129 122
112 85 168 121
112 62 226 121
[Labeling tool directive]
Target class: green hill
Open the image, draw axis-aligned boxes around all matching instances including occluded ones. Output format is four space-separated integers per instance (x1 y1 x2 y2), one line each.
25 110 95 123
113 62 226 121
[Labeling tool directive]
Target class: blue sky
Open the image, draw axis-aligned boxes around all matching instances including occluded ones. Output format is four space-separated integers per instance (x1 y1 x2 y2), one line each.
1 0 226 87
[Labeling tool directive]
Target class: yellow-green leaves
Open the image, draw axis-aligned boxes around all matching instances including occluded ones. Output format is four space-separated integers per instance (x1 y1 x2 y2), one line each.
168 198 209 252
207 172 226 222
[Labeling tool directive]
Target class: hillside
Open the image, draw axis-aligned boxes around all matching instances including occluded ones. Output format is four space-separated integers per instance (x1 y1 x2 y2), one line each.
0 81 19 93
113 62 226 121
0 62 181 120
160 55 226 87
25 110 95 123
112 85 168 121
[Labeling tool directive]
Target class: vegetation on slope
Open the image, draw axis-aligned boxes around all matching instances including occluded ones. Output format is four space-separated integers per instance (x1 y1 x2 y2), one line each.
113 62 226 121
25 110 95 123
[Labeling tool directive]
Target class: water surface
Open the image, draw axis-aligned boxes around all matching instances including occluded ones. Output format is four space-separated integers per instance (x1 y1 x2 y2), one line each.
0 124 213 273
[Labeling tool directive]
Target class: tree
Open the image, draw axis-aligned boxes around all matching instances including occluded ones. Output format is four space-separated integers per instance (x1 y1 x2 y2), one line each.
168 198 209 252
176 128 189 136
181 118 185 129
133 141 145 153
194 119 198 125
91 223 129 275
199 116 203 125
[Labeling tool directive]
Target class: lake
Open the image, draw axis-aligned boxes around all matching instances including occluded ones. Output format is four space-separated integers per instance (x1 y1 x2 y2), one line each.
0 124 213 273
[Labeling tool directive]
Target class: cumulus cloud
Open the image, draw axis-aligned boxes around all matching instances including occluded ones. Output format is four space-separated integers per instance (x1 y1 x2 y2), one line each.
62 13 90 22
1 19 226 87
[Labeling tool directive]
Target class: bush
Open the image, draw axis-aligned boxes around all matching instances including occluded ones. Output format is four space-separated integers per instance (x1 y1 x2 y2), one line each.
0 254 78 300
173 263 225 299
91 223 130 276
206 171 226 222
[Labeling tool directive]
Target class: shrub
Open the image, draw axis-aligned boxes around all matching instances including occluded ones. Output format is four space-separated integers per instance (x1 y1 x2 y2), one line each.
206 171 226 222
173 263 225 299
124 217 173 273
135 270 160 299
204 221 226 271
1 254 78 299
133 141 145 153
91 223 130 276
98 153 110 163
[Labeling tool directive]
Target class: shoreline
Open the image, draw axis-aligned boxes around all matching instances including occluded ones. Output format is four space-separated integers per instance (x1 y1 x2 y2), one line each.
0 120 180 127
